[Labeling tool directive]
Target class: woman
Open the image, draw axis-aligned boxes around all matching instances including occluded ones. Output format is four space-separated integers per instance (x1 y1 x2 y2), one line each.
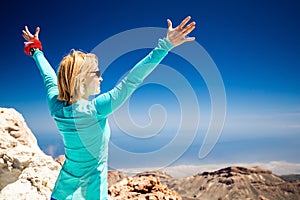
22 16 195 200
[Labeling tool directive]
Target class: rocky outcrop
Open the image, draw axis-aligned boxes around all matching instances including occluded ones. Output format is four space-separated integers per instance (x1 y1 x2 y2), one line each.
0 108 61 200
109 175 182 200
108 170 127 186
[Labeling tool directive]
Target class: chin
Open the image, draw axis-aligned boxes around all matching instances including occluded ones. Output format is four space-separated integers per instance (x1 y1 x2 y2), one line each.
94 89 101 95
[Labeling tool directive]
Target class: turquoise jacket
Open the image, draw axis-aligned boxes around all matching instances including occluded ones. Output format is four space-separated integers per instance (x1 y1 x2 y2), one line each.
33 38 173 200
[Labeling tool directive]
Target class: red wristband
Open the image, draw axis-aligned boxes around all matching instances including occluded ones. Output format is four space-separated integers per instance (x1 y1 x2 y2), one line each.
24 38 42 56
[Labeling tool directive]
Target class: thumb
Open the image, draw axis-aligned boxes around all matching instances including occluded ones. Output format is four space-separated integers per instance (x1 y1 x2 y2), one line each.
167 19 172 30
34 27 40 39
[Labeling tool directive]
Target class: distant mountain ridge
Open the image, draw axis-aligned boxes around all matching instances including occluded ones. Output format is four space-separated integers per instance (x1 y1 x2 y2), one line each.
131 166 300 200
1 107 300 200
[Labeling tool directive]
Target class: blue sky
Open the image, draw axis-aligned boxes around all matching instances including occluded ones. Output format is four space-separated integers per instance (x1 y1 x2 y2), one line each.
1 0 299 174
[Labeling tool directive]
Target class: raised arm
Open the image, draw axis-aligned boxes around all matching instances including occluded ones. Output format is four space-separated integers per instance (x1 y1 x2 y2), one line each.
22 26 60 114
94 16 196 117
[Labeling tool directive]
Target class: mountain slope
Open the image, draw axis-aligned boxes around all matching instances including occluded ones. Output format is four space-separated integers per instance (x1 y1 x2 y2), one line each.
136 167 300 200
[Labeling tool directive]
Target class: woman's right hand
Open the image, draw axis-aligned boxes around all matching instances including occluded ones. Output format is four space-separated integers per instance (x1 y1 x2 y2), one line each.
22 26 42 56
22 26 40 43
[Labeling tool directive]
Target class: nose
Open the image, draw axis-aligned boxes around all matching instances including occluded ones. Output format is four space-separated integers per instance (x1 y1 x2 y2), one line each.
99 76 103 82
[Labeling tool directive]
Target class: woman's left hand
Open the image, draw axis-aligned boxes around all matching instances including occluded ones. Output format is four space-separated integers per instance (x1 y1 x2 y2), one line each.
166 16 196 47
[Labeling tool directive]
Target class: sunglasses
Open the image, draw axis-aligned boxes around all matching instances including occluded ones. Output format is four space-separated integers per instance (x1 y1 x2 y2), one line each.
90 70 101 78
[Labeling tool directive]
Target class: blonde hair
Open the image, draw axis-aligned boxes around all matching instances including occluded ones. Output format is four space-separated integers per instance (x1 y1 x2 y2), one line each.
57 49 98 103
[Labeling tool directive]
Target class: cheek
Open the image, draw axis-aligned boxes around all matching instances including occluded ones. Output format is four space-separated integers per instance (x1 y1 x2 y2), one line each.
84 79 92 88
86 78 99 89
93 78 100 86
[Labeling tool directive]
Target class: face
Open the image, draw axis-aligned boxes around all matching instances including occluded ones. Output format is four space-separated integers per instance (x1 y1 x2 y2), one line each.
84 69 103 97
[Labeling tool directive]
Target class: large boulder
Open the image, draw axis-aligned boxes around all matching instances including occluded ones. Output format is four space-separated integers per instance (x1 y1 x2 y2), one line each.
0 108 61 200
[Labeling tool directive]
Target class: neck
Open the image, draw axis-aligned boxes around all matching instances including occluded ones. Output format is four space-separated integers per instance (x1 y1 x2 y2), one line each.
81 95 89 101
67 95 89 105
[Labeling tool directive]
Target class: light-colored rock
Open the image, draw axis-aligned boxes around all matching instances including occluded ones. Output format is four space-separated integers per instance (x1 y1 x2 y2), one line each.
108 170 127 187
0 108 39 150
0 179 46 200
0 108 61 199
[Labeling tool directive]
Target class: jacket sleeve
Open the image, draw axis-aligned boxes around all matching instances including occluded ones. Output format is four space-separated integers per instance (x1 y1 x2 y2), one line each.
94 38 173 117
32 50 60 114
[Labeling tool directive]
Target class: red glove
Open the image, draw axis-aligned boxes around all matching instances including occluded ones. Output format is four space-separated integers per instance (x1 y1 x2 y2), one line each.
24 38 42 56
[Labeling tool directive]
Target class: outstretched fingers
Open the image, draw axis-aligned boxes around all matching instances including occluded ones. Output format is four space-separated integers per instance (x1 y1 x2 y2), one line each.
22 33 31 41
182 22 196 35
184 37 196 42
22 26 40 41
25 26 33 37
178 16 191 30
22 26 32 41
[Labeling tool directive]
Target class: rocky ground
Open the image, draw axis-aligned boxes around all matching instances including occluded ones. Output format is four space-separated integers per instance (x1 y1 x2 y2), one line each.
0 107 299 200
